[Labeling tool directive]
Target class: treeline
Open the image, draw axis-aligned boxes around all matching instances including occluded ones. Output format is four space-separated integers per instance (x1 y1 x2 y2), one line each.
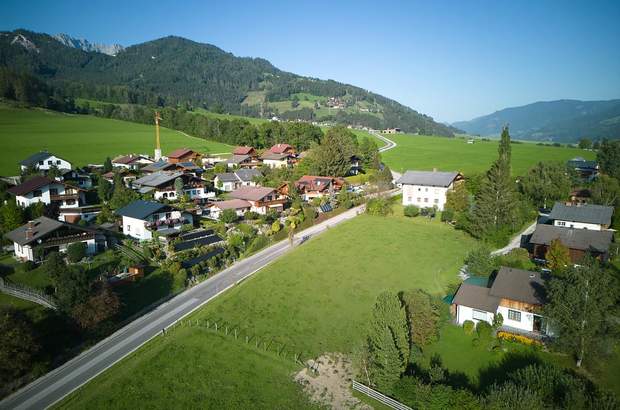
0 68 76 112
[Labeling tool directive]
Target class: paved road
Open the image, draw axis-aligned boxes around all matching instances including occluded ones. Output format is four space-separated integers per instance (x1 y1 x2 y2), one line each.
0 205 371 410
367 130 401 181
491 221 537 256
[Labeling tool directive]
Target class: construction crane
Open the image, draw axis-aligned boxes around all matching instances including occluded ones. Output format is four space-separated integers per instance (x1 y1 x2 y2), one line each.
154 111 162 161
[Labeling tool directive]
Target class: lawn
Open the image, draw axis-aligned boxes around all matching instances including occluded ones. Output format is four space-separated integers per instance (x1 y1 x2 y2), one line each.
57 211 479 408
0 105 233 175
381 133 596 176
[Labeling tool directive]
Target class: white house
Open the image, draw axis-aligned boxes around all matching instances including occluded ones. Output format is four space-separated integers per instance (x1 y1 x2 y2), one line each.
207 199 252 220
20 151 72 172
132 172 215 201
214 169 262 192
453 267 551 336
4 217 103 262
548 202 613 231
396 170 463 211
115 200 193 241
228 186 287 215
112 154 154 170
8 176 85 209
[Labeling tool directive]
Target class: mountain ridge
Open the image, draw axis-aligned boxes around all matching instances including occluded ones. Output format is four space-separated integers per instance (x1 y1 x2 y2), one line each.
53 33 124 56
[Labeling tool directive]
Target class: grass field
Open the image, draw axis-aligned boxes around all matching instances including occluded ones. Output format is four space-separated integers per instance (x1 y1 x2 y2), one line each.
0 106 233 175
58 211 478 408
381 133 596 176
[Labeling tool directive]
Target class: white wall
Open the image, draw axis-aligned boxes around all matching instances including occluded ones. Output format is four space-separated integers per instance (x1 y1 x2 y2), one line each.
554 220 602 231
122 216 153 241
263 159 288 169
21 155 71 171
13 243 34 261
402 183 451 211
154 188 214 201
496 306 534 332
456 305 494 326
15 182 73 208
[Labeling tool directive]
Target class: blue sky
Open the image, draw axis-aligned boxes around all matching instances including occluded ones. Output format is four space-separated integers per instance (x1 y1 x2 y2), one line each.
2 0 619 122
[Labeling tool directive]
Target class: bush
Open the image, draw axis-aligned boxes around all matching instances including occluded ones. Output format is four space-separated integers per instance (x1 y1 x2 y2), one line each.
440 208 455 223
17 260 36 273
67 242 87 263
463 320 475 335
403 205 419 217
497 331 543 347
366 197 393 216
220 209 239 224
465 246 497 276
243 211 259 220
476 320 493 339
246 235 269 255
271 221 281 233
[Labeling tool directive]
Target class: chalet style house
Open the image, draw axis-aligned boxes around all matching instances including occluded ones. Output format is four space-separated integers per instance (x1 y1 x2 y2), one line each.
116 200 193 241
295 176 344 201
548 202 613 231
8 176 86 210
207 199 253 220
226 154 260 169
397 170 464 211
453 267 551 336
214 169 262 192
260 144 297 169
112 154 154 170
567 157 598 181
132 171 214 201
167 148 202 164
228 186 287 214
20 151 71 172
5 217 105 262
232 146 257 157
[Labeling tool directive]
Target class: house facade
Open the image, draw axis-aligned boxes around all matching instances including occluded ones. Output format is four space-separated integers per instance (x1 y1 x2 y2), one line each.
20 151 72 172
548 202 613 231
116 200 193 241
8 176 85 209
453 267 551 336
167 148 201 164
295 176 344 201
397 170 463 211
214 169 262 192
132 172 214 201
207 199 252 220
112 154 154 170
228 186 287 214
529 223 613 263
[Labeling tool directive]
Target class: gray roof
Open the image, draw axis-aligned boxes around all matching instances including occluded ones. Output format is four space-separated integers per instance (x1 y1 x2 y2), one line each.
229 186 276 202
226 154 251 164
4 216 92 246
235 168 262 182
452 283 500 312
530 224 613 252
134 171 183 188
115 200 169 220
489 267 546 305
549 202 613 226
260 151 288 161
567 158 598 170
20 151 64 167
396 170 460 187
215 173 239 183
141 160 176 173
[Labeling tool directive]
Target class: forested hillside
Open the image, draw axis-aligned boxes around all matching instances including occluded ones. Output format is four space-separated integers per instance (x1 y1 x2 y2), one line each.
0 29 455 136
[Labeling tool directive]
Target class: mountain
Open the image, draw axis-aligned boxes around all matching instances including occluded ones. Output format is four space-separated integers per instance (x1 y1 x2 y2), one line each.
453 99 620 142
0 29 455 136
53 33 124 56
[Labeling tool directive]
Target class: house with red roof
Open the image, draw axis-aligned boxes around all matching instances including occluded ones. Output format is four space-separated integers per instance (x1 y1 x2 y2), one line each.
228 186 287 214
260 144 297 169
167 148 202 164
295 176 345 201
232 146 257 157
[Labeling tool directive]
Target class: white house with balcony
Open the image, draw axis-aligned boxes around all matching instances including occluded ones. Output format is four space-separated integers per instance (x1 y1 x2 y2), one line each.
19 151 72 172
396 170 463 211
132 172 215 201
548 202 613 231
115 200 193 241
8 176 85 209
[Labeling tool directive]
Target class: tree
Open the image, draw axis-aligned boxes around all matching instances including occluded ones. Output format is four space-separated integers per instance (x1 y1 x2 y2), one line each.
309 126 358 177
578 138 592 150
103 157 113 173
96 203 115 224
597 139 620 180
544 257 615 367
67 242 87 263
400 290 441 350
545 239 571 274
366 197 393 216
220 208 239 224
445 182 469 213
26 201 46 220
0 307 39 386
520 162 571 209
97 177 113 203
358 137 381 169
0 199 24 235
71 283 120 331
174 177 184 197
46 255 90 313
109 174 138 209
367 291 409 392
484 382 542 410
590 175 620 206
465 246 496 276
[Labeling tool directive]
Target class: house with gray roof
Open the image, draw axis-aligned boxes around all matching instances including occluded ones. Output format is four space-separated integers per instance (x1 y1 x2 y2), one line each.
116 200 193 241
453 267 551 336
567 157 598 181
20 151 72 172
132 171 214 201
549 202 613 231
396 170 463 211
529 223 613 263
214 169 262 192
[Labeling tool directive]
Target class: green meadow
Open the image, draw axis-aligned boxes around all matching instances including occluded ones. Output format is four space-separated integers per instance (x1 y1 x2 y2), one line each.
0 106 233 175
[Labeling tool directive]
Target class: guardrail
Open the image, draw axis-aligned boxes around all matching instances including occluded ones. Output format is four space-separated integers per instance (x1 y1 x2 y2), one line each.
0 277 57 310
351 380 412 410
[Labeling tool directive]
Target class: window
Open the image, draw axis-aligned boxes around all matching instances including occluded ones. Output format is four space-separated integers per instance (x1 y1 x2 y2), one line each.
48 160 53 165
425 187 429 192
417 188 421 192
472 310 487 321
407 196 412 202
38 161 44 165
127 225 131 232
417 197 421 202
50 188 58 196
424 198 428 203
508 309 521 322
165 212 172 219
56 160 61 165
33 190 42 197
65 199 76 206
434 198 439 204
557 221 566 226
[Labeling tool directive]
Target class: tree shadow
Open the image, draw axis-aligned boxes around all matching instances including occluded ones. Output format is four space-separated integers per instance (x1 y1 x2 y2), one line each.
115 269 174 320
477 350 543 393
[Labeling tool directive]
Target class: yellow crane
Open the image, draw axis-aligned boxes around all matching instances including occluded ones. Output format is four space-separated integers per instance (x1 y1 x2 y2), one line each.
154 111 162 161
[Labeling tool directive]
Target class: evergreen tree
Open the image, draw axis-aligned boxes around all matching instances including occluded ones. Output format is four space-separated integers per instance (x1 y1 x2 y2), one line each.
309 126 358 177
0 199 24 235
545 239 571 274
520 162 571 209
0 307 39 386
97 178 113 203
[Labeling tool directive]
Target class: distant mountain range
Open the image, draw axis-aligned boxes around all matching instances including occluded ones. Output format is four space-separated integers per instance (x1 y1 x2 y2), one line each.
53 33 124 56
453 99 620 142
0 29 457 136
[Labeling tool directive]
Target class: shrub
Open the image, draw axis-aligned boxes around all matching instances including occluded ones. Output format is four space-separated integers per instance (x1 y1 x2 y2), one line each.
465 246 496 276
271 221 281 233
440 208 455 223
17 260 36 273
67 242 87 263
476 320 493 339
366 197 393 216
220 209 239 224
463 320 475 335
497 331 543 347
403 205 419 217
246 235 269 255
244 211 259 220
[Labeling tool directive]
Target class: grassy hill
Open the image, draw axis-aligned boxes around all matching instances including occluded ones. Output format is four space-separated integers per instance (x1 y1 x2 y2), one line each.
0 105 232 175
381 133 596 176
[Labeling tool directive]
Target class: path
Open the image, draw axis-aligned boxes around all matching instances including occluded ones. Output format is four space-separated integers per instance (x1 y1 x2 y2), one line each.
368 130 401 181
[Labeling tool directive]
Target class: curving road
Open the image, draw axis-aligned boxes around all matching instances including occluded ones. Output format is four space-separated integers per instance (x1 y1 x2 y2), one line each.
0 203 376 410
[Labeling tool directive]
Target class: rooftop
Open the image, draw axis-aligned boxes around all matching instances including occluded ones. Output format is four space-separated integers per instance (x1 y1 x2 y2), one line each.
530 224 613 252
235 168 262 182
233 146 255 155
549 202 613 226
210 199 252 210
260 151 289 161
489 267 546 305
5 216 93 246
229 186 277 202
115 200 170 220
7 176 57 196
270 143 294 154
226 154 251 164
167 148 196 159
134 171 184 188
396 170 461 187
20 151 61 167
452 283 500 313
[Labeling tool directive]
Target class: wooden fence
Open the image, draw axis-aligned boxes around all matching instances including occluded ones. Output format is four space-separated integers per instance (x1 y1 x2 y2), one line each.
351 380 412 410
0 277 57 309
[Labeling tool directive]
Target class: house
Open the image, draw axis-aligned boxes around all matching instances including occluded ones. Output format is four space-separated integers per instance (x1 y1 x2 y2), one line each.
383 128 402 134
260 151 291 169
132 171 214 201
529 223 613 263
228 186 287 214
116 200 193 241
453 267 551 336
102 168 138 186
167 148 201 164
206 199 252 220
20 151 71 172
569 189 591 205
112 154 154 170
232 146 257 157
214 169 262 192
140 160 178 174
8 176 86 209
226 154 259 169
548 202 613 231
396 170 464 211
349 155 362 176
295 176 344 201
4 217 105 262
58 205 102 224
270 143 296 155
567 157 598 181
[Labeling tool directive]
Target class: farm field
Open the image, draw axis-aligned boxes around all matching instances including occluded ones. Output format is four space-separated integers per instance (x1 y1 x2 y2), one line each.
0 106 233 175
58 211 479 408
381 133 596 176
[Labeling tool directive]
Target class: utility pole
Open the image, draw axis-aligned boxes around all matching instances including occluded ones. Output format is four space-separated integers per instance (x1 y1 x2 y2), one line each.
154 111 162 161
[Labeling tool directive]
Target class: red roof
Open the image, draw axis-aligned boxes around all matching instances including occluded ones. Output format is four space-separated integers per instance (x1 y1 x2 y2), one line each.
7 176 56 196
295 176 343 193
269 144 294 154
167 148 195 159
233 146 255 155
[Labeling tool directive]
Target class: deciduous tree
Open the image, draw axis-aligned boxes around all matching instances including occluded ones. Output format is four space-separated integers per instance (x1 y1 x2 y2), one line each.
400 290 441 350
0 307 39 386
545 239 571 274
71 283 120 331
520 162 571 209
590 175 620 206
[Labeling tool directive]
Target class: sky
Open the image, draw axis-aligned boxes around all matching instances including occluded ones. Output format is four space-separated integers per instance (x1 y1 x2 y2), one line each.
2 0 620 123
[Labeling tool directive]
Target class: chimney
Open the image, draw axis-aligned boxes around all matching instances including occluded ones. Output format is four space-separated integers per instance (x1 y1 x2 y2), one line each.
25 228 33 240
27 220 34 229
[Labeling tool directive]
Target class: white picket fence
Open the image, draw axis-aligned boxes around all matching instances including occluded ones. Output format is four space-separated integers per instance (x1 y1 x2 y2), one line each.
352 380 412 410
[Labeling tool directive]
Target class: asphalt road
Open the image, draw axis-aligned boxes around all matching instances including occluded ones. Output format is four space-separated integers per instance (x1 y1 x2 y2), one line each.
0 204 372 410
